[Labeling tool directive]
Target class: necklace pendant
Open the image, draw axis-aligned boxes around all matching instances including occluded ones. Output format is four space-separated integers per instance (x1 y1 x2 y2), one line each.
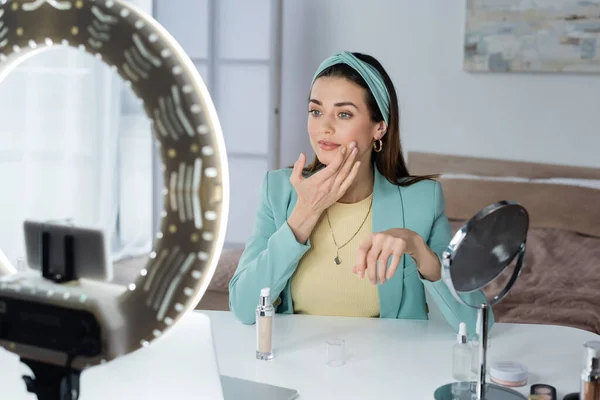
334 255 342 265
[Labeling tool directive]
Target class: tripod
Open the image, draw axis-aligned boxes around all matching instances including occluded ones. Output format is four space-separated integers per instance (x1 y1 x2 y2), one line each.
22 357 81 400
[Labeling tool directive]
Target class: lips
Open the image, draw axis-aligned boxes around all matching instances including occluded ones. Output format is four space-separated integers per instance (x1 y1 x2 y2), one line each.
317 140 340 151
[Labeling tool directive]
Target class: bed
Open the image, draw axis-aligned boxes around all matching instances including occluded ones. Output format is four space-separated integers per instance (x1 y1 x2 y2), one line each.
408 151 600 335
112 152 600 333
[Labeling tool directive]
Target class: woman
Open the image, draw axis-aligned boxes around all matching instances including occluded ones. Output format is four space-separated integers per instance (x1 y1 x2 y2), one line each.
228 51 491 335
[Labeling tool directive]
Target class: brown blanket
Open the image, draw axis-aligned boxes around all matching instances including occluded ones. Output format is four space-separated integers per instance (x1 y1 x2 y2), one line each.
450 221 600 334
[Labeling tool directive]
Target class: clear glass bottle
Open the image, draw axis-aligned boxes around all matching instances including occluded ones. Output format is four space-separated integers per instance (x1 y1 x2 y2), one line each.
453 322 472 381
256 287 274 360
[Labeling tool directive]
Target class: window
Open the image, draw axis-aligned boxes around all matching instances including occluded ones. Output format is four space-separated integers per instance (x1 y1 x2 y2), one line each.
154 0 282 248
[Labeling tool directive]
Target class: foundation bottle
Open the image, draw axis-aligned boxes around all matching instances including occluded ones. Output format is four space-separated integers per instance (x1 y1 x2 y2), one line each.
581 341 600 400
256 287 274 360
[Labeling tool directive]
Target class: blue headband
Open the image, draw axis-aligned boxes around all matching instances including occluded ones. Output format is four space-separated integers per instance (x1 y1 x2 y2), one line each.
311 51 390 125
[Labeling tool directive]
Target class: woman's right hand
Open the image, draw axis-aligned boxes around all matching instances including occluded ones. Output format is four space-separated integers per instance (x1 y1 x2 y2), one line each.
286 142 360 244
291 141 360 214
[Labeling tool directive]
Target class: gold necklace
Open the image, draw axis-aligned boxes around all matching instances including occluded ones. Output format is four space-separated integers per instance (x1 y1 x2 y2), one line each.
325 196 373 265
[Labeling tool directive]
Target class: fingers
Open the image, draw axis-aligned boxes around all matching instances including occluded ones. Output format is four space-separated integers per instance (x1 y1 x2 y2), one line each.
365 235 383 284
353 234 371 280
338 161 361 195
387 252 403 280
315 145 347 181
289 152 306 185
354 234 387 284
386 239 406 280
315 141 356 182
377 247 392 285
333 145 359 188
373 234 393 284
354 234 407 284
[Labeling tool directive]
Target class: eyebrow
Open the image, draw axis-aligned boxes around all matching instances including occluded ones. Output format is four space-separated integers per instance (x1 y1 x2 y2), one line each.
309 99 359 110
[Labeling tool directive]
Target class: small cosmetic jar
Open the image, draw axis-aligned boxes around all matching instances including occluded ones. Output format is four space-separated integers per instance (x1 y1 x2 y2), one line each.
530 384 557 400
490 361 529 387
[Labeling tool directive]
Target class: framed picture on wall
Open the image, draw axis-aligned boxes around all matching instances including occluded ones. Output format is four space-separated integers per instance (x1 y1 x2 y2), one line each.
464 0 600 73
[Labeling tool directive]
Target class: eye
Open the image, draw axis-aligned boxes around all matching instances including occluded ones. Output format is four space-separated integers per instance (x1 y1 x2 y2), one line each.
338 112 352 119
309 109 321 117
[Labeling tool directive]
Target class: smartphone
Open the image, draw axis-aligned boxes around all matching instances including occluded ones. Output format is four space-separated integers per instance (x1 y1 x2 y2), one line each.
23 220 113 282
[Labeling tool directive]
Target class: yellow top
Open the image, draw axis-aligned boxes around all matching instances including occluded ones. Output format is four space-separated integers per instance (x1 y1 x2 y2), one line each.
290 193 380 317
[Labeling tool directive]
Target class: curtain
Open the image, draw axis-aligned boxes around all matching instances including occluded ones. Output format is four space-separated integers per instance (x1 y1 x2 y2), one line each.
0 0 154 270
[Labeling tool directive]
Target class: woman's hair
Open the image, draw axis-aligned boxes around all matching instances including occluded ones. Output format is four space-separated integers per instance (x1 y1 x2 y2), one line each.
303 52 438 187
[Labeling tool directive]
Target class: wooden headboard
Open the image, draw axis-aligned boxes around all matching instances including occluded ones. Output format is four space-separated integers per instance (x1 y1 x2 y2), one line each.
407 152 600 237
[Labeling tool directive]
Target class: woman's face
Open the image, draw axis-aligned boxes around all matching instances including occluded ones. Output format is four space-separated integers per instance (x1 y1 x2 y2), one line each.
307 76 385 166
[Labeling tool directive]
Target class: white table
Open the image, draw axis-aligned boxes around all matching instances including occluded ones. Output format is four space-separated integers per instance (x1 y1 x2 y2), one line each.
205 310 598 399
2 310 599 399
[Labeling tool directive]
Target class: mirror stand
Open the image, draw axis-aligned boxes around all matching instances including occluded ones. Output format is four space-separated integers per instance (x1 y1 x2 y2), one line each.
477 304 489 399
433 201 529 400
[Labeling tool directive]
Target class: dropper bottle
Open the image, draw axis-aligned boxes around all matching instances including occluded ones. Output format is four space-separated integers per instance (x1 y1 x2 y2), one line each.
453 322 472 380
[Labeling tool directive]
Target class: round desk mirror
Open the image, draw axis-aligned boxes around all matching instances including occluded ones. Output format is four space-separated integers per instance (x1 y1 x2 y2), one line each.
434 201 529 400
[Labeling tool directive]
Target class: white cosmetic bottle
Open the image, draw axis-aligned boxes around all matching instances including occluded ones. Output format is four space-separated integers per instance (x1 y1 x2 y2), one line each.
256 287 274 360
452 322 472 381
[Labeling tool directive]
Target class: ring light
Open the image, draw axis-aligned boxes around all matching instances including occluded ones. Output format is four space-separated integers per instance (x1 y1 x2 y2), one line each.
0 0 229 394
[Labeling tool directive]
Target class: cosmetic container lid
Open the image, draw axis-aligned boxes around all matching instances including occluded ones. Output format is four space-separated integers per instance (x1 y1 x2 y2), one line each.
261 287 271 297
584 341 600 361
583 340 600 374
490 361 528 384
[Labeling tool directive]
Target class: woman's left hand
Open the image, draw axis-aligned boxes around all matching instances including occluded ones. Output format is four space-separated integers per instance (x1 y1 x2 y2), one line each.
352 228 439 284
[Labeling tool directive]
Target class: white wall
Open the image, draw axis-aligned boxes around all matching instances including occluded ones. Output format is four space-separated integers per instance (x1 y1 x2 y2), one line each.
154 0 279 247
279 0 600 169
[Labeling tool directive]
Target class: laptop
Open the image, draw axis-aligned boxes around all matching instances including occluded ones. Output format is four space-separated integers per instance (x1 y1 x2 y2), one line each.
220 375 300 400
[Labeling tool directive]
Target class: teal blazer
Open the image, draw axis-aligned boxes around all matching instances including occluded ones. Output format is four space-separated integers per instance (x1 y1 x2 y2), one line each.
228 166 493 336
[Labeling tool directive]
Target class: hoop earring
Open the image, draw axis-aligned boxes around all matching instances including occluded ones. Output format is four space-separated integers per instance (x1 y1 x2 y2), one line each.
372 139 383 153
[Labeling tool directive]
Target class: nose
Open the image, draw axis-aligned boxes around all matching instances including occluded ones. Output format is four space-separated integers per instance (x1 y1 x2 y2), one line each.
318 113 335 135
